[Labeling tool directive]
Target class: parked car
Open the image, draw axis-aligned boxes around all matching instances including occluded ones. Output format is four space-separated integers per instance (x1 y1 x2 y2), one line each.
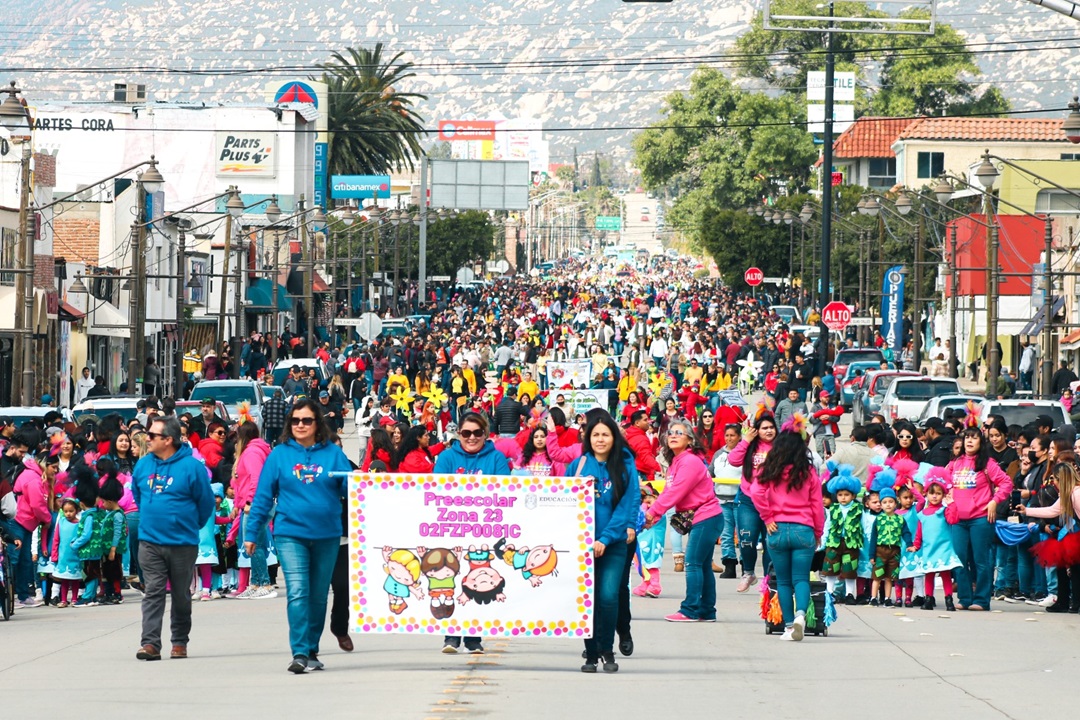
770 305 800 323
833 347 886 382
978 399 1071 431
840 361 882 408
189 379 265 431
270 358 329 389
0 406 74 428
174 400 234 428
917 394 985 427
851 369 919 424
72 397 142 424
880 377 963 423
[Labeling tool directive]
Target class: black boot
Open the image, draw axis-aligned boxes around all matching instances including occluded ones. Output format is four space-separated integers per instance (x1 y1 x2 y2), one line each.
722 558 738 579
921 596 936 611
1070 567 1080 613
944 595 956 612
601 652 619 673
1047 567 1071 613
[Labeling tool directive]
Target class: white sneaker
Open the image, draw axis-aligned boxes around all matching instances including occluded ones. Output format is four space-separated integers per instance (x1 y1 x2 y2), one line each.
200 591 211 602
252 586 278 599
780 627 797 641
233 586 257 599
191 592 201 601
791 615 805 641
736 574 757 593
1038 594 1058 608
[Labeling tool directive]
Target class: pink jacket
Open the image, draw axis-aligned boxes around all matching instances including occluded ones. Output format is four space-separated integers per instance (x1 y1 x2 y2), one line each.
228 438 271 543
727 438 773 496
944 454 1012 522
749 466 824 538
14 461 52 533
649 450 722 524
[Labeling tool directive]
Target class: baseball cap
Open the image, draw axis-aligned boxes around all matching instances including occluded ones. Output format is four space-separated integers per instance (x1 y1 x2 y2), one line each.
0 416 13 427
1036 414 1054 428
922 417 946 431
319 391 329 399
200 397 216 406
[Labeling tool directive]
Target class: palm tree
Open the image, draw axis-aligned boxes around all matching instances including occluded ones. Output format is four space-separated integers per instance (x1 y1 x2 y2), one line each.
315 45 428 177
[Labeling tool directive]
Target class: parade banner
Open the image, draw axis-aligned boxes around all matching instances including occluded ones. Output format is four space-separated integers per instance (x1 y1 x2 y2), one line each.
880 265 905 357
347 472 594 638
553 388 611 415
546 360 593 388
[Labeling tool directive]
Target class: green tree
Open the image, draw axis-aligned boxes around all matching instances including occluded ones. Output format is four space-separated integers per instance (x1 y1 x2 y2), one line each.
589 156 603 187
423 210 497 276
733 1 1009 117
316 44 428 177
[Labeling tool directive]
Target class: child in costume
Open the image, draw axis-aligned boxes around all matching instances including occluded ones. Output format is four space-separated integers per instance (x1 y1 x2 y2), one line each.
856 488 880 602
821 465 864 604
868 487 915 607
96 470 128 605
1021 460 1080 613
916 467 961 611
193 483 229 601
632 481 664 598
49 498 83 607
70 476 104 607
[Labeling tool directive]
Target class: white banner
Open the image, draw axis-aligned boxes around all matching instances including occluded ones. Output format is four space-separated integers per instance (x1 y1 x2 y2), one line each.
546 360 593 389
807 71 856 102
550 388 611 415
347 472 594 638
215 131 277 177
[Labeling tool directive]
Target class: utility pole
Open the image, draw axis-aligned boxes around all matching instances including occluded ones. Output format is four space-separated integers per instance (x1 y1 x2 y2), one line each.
175 228 187 397
986 203 1000 393
913 216 924 369
1041 217 1054 397
300 195 314 354
16 143 34 405
815 0 836 376
232 227 245 379
949 224 958 379
270 228 282 366
128 221 142 396
418 154 429 307
218 185 235 366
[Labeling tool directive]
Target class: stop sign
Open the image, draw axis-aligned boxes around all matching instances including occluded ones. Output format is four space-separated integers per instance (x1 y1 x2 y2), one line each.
744 267 763 287
822 301 852 331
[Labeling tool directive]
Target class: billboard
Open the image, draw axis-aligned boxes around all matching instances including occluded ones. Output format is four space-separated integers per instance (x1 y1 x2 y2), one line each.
215 131 276 177
438 120 497 142
331 175 392 199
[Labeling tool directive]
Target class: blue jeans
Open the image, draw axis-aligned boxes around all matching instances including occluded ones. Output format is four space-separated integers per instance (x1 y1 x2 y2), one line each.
949 518 995 608
125 510 142 584
766 522 816 626
584 540 628 659
8 521 34 601
665 509 684 555
1016 536 1046 595
718 500 736 560
736 491 770 577
275 536 340 658
994 541 1017 592
240 512 271 586
679 513 722 620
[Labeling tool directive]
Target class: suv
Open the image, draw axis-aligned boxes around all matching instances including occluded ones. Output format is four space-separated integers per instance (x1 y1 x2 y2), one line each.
978 399 1070 430
851 369 918 424
833 348 886 381
72 397 142 424
0 406 74 428
190 380 265 430
880 377 962 423
271 358 329 390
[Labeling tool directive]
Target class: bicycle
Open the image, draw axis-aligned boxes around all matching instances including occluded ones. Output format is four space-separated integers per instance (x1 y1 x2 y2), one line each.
0 536 14 620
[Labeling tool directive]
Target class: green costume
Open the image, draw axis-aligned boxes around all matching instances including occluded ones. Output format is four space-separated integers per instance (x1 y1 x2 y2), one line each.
822 503 864 579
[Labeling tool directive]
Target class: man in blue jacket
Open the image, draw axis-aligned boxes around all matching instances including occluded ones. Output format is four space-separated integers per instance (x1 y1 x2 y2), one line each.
131 416 215 661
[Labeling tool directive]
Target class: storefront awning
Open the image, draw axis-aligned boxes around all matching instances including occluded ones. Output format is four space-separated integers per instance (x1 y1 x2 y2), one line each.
1061 329 1080 351
313 272 330 293
246 278 292 311
58 300 85 321
85 301 130 338
1019 296 1065 336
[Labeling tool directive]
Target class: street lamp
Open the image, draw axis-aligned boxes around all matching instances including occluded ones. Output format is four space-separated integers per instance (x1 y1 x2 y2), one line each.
265 195 282 224
139 157 165 194
974 154 1000 189
1064 96 1080 145
225 187 244 218
799 203 813 224
933 178 954 204
0 82 29 133
755 204 765 217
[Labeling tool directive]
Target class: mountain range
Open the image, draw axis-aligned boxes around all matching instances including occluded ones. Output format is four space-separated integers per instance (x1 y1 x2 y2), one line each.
3 0 1080 161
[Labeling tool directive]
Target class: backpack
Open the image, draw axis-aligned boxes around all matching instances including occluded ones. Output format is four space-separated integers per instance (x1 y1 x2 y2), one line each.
75 508 107 560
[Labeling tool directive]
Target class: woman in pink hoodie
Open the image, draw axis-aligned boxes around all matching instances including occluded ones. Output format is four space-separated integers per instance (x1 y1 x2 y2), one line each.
227 422 273 599
645 418 722 622
751 428 822 641
944 428 1012 610
727 414 777 592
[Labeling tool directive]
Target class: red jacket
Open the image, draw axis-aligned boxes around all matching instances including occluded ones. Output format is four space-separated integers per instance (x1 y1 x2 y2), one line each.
397 448 436 474
198 438 224 470
811 403 844 436
677 386 707 418
714 404 747 429
625 426 662 482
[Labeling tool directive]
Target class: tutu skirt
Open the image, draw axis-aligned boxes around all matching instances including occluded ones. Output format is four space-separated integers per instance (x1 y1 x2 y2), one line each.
1030 531 1080 569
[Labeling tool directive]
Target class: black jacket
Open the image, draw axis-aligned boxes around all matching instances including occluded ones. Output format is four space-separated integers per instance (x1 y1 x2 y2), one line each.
923 434 954 467
493 397 525 435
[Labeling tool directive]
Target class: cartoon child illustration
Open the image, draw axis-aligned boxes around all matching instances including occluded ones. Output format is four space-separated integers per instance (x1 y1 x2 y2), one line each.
416 546 462 619
494 537 559 587
457 544 506 606
382 545 424 615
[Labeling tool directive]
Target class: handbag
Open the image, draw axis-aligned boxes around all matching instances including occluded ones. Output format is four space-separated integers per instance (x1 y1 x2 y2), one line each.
669 509 695 535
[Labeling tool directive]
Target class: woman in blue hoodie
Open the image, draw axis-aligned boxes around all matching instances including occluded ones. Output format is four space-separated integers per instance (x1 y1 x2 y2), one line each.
568 411 639 674
433 412 511 655
247 398 352 675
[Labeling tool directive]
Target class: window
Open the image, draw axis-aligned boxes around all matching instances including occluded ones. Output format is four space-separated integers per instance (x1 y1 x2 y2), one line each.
0 228 15 287
189 258 207 304
1060 153 1080 160
1036 189 1080 214
916 152 944 179
868 158 897 188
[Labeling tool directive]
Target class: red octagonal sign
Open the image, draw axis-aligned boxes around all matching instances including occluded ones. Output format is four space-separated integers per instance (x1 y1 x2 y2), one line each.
822 301 852 331
744 267 763 287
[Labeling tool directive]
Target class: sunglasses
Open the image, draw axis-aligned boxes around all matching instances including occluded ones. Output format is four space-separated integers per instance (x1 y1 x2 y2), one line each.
213 431 226 437
290 417 316 427
668 430 688 437
146 432 164 440
897 434 913 440
459 429 485 439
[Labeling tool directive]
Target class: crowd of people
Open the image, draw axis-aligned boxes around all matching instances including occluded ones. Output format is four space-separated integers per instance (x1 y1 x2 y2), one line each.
5 254 1079 673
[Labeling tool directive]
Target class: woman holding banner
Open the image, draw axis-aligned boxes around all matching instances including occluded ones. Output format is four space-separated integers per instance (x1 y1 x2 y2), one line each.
433 412 511 655
571 411 639 674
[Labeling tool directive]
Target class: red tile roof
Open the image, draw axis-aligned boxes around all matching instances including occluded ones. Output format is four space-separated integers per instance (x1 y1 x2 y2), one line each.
898 117 1069 142
832 117 915 159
